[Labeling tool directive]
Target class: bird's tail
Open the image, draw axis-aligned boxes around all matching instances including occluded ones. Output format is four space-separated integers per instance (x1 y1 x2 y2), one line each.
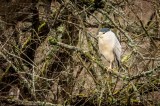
115 58 127 72
115 57 121 68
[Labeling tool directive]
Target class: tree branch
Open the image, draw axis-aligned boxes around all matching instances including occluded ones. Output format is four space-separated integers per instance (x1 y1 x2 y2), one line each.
49 39 160 81
0 97 59 106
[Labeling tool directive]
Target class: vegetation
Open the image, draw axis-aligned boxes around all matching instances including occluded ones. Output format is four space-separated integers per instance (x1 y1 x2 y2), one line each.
0 0 160 105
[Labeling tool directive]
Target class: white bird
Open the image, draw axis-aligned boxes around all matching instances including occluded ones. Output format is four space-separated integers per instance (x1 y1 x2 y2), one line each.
98 28 122 69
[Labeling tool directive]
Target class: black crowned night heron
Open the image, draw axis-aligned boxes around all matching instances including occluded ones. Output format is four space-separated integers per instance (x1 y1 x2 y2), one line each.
98 28 122 69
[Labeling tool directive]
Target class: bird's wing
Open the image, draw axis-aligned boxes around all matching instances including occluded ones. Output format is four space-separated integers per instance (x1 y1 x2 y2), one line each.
113 38 122 62
113 43 121 68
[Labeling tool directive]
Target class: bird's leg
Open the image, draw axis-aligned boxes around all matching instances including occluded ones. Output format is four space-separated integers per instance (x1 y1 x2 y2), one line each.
109 61 113 70
108 61 113 84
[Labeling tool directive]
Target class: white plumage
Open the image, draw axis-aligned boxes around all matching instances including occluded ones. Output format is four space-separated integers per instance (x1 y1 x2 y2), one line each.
98 28 122 69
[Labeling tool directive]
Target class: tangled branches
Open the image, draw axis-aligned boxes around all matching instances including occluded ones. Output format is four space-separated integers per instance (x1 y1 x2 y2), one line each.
0 0 160 105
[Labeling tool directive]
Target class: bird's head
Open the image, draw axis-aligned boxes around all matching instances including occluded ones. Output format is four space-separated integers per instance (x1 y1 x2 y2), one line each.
97 28 110 38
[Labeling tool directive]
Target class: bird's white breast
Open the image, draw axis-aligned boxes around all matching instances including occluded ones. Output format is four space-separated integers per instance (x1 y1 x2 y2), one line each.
98 31 116 51
98 31 121 61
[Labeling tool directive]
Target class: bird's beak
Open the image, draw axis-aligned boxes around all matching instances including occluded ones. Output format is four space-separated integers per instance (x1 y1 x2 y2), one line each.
96 32 104 38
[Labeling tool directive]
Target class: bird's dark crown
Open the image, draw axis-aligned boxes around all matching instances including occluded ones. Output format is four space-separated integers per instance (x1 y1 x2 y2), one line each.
99 28 110 33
